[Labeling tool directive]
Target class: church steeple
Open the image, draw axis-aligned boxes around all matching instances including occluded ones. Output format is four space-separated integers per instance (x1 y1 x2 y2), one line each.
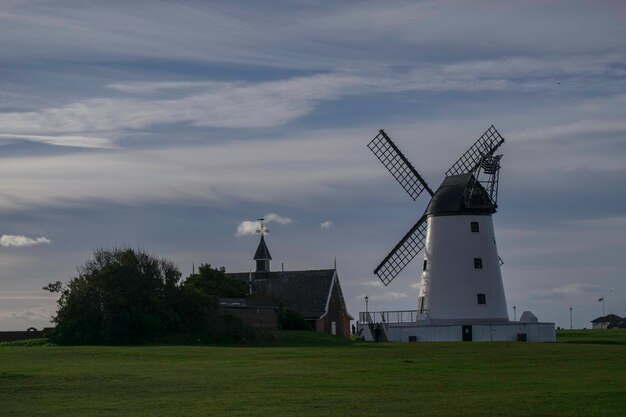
253 219 272 272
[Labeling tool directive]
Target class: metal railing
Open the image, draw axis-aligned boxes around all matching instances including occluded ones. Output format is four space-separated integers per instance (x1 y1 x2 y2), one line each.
359 310 425 324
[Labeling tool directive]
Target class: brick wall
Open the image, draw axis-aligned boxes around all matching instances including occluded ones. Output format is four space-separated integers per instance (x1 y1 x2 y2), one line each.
222 307 278 330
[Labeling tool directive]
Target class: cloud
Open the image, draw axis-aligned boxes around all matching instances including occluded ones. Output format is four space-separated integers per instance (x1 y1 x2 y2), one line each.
0 133 114 149
3 1 625 71
0 129 379 212
510 119 626 143
320 220 333 229
0 291 57 301
529 283 605 300
0 74 362 137
107 81 220 94
357 292 408 301
235 221 262 237
0 304 55 323
264 213 293 225
0 235 52 248
362 280 383 287
1 52 623 148
235 213 294 237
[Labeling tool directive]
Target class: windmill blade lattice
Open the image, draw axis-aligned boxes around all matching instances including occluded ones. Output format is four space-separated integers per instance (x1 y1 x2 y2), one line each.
374 214 428 286
445 125 505 177
368 130 434 200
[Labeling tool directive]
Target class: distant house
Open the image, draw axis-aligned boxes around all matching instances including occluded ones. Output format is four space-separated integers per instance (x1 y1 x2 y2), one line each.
229 235 353 338
591 314 622 329
0 327 53 342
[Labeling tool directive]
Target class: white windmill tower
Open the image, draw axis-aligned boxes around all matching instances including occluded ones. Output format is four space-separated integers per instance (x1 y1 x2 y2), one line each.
367 126 508 325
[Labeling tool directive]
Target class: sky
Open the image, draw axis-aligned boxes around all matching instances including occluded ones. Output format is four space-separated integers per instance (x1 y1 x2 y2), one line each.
1 0 625 330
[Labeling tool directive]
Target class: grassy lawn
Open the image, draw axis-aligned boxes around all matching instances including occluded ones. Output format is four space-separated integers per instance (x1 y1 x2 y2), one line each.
1 330 625 417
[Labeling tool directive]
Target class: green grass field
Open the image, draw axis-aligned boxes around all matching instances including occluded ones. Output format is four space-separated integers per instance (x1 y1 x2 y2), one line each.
1 330 625 417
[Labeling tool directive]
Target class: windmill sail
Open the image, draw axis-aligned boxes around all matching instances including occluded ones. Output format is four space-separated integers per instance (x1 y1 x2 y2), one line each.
368 130 434 200
445 125 505 177
374 214 428 286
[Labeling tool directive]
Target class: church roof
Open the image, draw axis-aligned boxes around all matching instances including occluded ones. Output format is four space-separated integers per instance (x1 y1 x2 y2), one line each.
253 235 272 260
228 269 336 319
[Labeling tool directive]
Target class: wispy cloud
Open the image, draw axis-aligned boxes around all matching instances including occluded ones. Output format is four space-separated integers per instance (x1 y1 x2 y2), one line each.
0 235 51 248
511 119 626 142
0 131 375 211
320 220 333 229
107 81 220 94
0 74 362 138
235 213 294 237
529 283 605 300
0 304 55 323
0 133 114 149
357 292 408 301
0 291 57 301
1 52 623 147
264 213 293 225
3 2 625 69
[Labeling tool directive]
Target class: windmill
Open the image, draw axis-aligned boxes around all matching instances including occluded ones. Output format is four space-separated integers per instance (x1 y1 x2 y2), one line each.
367 126 509 322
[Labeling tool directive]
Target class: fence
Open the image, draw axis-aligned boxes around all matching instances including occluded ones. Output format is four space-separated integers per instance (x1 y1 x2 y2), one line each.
359 310 423 324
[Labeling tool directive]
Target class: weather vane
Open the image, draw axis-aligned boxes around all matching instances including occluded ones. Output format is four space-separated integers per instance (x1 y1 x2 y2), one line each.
256 218 269 236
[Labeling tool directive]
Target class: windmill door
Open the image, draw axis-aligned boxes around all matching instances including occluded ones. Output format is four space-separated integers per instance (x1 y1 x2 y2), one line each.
462 325 473 341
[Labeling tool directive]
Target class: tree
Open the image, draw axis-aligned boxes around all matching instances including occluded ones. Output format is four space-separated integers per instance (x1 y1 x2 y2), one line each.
45 251 268 345
173 263 255 342
45 248 181 345
278 306 312 331
183 263 248 298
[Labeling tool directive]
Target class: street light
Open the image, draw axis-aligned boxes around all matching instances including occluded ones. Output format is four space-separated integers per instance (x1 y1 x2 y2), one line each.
569 307 573 330
365 296 369 313
513 305 517 321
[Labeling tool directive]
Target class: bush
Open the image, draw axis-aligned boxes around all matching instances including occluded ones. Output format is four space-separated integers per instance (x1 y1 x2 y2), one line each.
46 248 181 345
45 249 264 345
279 307 312 331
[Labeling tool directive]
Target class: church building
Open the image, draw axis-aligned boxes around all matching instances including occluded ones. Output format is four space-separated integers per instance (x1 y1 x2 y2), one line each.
229 234 353 338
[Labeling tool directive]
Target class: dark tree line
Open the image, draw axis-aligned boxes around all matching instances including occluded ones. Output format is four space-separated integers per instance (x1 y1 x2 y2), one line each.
44 248 260 345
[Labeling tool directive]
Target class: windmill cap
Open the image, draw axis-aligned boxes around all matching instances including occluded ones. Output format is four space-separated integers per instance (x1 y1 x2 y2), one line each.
425 173 496 216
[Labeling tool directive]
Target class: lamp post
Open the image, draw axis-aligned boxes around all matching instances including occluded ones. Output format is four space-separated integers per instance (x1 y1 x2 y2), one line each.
569 307 573 330
513 305 517 321
365 296 369 313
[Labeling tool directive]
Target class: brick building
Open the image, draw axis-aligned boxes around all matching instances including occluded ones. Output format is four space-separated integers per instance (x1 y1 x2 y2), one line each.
229 235 353 338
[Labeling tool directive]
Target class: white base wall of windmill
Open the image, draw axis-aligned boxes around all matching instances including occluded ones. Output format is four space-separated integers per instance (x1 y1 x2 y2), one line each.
418 214 509 321
357 321 556 342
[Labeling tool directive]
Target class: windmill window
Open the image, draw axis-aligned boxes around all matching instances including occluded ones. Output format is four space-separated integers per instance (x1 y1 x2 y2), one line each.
471 222 480 233
474 258 483 269
477 294 486 305
423 259 428 271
